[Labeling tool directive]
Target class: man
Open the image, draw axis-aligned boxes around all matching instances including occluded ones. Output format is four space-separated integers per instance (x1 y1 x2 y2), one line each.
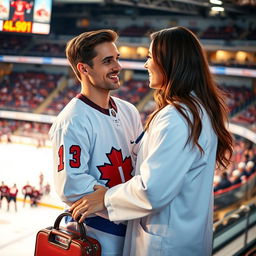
22 181 33 206
49 29 142 256
0 181 9 210
30 187 41 207
7 183 18 212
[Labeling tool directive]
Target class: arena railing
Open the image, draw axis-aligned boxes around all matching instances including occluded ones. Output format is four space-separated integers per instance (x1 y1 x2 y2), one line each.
213 201 256 254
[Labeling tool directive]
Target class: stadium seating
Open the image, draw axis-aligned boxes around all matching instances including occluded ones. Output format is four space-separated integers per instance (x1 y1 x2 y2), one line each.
0 72 63 112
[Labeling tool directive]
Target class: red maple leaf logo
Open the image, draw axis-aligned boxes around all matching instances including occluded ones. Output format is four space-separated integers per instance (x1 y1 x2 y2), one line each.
97 147 133 188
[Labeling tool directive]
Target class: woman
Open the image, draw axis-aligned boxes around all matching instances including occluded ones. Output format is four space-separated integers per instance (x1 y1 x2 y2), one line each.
70 27 233 256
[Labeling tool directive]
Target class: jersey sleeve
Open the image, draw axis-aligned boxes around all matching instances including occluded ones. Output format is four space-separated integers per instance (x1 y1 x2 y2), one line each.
50 120 102 206
105 107 203 221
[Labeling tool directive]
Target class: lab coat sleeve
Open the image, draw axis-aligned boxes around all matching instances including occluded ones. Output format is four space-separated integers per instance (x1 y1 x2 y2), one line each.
50 121 103 206
105 107 201 221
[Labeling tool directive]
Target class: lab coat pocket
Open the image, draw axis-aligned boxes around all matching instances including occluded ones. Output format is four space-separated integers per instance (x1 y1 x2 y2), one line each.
135 221 162 256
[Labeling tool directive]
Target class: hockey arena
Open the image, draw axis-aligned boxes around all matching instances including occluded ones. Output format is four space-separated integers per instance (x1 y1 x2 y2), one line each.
0 0 256 255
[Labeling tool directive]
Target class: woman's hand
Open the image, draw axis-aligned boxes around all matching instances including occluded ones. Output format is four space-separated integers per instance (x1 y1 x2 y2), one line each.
69 185 108 223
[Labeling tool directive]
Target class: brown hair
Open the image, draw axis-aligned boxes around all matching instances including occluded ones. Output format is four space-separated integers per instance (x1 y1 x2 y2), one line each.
145 26 233 169
66 29 118 80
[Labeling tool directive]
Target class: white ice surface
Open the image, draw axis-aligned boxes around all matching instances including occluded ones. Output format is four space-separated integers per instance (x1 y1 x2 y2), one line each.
0 142 64 256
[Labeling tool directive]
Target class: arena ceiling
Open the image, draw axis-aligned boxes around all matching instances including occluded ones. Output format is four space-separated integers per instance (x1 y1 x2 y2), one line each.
53 0 256 16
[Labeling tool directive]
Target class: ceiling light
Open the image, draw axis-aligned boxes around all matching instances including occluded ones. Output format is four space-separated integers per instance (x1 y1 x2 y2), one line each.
210 0 223 5
211 6 225 11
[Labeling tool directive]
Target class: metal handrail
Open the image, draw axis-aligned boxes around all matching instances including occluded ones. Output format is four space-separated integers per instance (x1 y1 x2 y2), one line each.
213 200 256 232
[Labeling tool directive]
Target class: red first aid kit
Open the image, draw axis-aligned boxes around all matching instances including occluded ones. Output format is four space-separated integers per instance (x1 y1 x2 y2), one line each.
34 212 101 256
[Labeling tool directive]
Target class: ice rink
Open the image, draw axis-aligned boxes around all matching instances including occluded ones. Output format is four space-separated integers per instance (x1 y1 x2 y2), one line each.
0 142 64 256
0 201 63 256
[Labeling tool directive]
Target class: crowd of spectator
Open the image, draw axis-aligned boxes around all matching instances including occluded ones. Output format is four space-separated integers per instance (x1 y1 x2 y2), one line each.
139 99 156 125
112 79 150 105
209 59 256 69
220 84 255 116
139 84 255 125
0 119 19 138
18 121 51 137
44 77 80 115
231 104 256 131
200 25 244 40
0 34 31 55
117 23 255 41
218 84 256 131
0 72 63 112
119 25 153 37
213 138 256 192
1 70 253 119
246 26 256 40
44 77 150 115
30 42 66 57
0 119 51 144
0 70 254 133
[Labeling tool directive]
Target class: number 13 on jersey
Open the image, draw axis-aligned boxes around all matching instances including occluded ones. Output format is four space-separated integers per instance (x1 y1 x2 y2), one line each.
58 145 81 172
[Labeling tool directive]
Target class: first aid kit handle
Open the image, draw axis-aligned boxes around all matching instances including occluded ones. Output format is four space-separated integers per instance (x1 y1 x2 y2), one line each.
53 212 88 242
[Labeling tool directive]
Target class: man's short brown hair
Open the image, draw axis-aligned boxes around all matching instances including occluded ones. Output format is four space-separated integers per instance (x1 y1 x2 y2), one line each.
66 29 118 80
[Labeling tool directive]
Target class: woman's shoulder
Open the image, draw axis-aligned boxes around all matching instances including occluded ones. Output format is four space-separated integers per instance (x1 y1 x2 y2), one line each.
156 104 185 123
159 101 206 122
150 105 187 133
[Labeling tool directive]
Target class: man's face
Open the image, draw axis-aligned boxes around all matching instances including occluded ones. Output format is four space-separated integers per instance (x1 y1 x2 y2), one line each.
85 42 121 91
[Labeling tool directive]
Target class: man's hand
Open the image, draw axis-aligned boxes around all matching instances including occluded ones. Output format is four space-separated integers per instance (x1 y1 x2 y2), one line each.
69 185 107 223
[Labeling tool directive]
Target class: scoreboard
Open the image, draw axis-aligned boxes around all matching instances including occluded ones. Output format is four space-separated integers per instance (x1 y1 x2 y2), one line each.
0 0 52 34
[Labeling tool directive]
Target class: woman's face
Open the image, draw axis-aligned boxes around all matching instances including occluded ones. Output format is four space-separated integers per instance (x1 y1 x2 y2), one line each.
144 42 164 89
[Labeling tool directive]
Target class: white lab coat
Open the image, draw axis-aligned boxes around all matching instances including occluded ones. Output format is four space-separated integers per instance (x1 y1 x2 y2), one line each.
105 104 217 256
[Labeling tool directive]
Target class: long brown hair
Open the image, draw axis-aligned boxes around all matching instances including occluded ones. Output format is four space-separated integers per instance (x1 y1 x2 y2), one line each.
145 27 233 169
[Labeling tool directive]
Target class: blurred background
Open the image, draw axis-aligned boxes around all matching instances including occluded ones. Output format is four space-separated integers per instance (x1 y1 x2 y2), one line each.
0 0 256 255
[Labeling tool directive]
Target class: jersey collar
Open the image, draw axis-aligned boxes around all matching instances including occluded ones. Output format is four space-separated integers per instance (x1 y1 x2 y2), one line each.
76 93 117 116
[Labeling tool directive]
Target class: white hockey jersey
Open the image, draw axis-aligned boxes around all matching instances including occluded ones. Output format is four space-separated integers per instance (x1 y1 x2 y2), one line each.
49 93 142 256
